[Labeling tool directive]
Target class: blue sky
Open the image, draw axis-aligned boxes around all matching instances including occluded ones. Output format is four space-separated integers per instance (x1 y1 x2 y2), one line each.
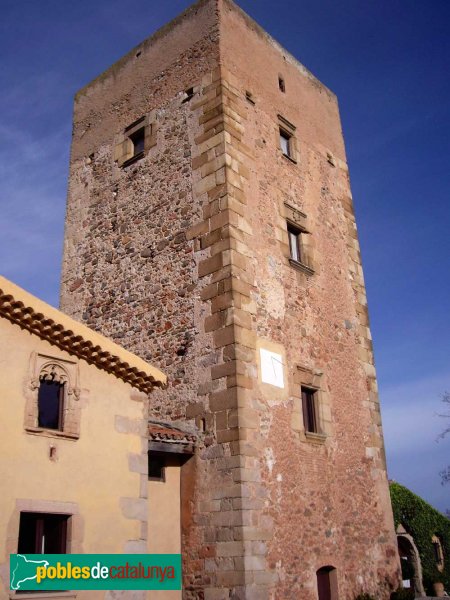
1 0 449 512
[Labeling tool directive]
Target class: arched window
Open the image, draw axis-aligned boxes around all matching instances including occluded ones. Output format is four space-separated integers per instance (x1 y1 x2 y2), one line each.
432 535 444 572
37 363 69 431
38 377 65 430
316 566 338 600
24 353 81 439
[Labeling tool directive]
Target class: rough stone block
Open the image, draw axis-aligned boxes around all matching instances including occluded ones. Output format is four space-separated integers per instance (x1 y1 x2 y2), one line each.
205 311 227 333
204 589 231 600
199 253 223 278
186 401 205 418
186 219 209 240
211 291 234 313
216 427 241 443
194 173 218 196
232 467 261 483
213 324 236 348
120 498 147 521
228 407 259 429
216 541 245 557
128 453 147 475
211 360 236 380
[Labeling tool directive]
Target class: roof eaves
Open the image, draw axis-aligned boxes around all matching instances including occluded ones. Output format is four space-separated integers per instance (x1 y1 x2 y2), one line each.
0 276 166 393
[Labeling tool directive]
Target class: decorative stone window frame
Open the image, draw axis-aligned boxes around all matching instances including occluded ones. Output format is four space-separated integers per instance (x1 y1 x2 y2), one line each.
24 353 81 440
5 499 82 599
282 202 315 275
291 365 330 443
277 114 297 163
432 534 445 572
114 111 157 168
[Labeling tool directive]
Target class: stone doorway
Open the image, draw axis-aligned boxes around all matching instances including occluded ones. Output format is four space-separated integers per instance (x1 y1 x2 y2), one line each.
397 525 426 597
316 566 339 600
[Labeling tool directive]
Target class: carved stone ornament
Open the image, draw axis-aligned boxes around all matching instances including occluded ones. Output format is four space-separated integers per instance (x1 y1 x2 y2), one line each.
29 354 80 401
39 362 70 385
24 353 82 437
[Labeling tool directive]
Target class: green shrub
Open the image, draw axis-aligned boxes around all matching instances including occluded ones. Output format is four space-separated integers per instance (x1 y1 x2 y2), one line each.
390 482 450 595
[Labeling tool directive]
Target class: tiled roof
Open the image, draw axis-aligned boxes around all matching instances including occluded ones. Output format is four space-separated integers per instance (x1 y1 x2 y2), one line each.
0 275 166 394
148 421 197 444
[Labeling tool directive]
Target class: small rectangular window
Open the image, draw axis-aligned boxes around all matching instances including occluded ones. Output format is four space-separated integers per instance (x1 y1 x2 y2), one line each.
278 76 286 92
38 379 64 430
278 115 297 163
302 386 318 433
117 116 150 167
245 91 255 105
148 452 166 482
182 87 195 103
280 129 291 157
129 128 145 157
18 513 69 554
288 223 302 263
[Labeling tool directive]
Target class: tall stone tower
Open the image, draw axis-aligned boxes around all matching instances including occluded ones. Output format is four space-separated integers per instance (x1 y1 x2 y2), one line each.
61 0 400 598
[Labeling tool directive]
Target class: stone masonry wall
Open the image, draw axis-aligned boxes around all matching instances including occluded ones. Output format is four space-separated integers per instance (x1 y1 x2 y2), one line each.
61 2 269 597
60 3 227 597
186 63 272 599
216 2 400 598
61 0 400 598
61 0 220 422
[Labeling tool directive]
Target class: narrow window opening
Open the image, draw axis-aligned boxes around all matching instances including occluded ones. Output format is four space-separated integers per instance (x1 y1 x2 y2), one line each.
288 222 303 264
327 152 336 167
433 541 441 562
182 87 195 103
18 513 69 554
148 452 166 482
129 127 145 157
245 91 255 105
302 386 318 434
278 76 286 92
316 566 338 600
280 128 292 158
432 535 444 570
38 378 64 430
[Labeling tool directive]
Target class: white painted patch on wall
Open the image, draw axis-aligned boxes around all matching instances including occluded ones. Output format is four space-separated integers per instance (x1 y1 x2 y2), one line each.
260 348 284 388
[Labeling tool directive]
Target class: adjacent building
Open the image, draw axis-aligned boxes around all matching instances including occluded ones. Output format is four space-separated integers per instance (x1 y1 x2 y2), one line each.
0 276 184 600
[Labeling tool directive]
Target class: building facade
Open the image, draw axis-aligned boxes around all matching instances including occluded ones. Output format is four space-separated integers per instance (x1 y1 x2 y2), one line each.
60 0 401 598
0 276 182 600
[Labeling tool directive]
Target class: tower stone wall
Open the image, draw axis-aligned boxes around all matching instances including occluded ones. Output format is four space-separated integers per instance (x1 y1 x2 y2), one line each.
60 1 401 598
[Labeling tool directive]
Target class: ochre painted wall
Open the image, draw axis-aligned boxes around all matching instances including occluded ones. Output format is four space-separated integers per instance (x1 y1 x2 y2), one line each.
0 317 147 600
148 459 182 600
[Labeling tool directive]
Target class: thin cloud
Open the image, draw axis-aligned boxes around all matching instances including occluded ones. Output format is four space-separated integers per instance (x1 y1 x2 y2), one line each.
381 372 450 511
0 75 69 307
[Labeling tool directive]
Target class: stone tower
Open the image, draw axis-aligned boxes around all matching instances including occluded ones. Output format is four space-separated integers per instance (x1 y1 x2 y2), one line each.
60 0 400 598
